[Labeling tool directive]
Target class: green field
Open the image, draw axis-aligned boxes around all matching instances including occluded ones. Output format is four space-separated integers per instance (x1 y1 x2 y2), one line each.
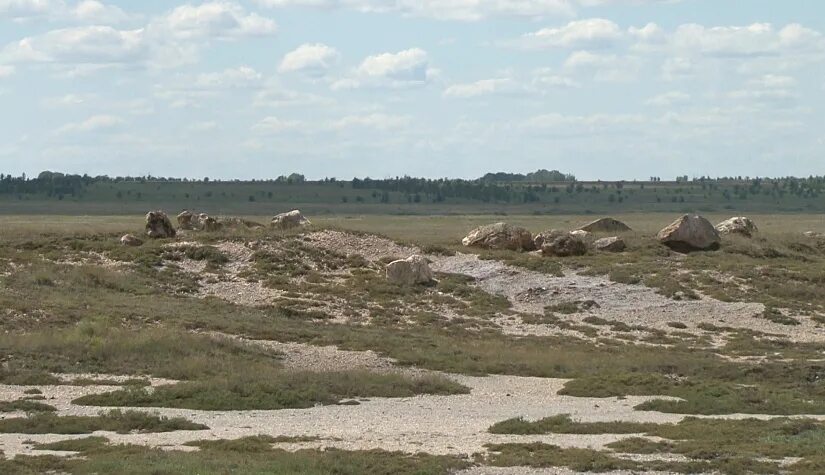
2 175 825 215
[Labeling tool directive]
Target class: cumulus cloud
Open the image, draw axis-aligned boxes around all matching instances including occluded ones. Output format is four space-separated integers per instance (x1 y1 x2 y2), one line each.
278 43 340 76
518 19 623 49
332 48 434 89
1 26 147 64
443 78 523 98
0 0 55 19
331 113 411 130
531 68 580 89
255 0 575 21
148 1 277 40
56 114 124 134
194 66 262 88
0 2 277 69
564 50 641 82
252 116 305 133
70 0 131 24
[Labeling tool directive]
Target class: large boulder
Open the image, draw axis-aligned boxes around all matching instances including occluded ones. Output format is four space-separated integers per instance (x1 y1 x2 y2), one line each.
386 255 434 286
593 236 626 253
716 217 758 238
177 210 197 230
539 231 587 257
272 210 311 230
658 214 720 252
120 234 143 247
145 211 176 239
462 222 535 251
578 217 632 233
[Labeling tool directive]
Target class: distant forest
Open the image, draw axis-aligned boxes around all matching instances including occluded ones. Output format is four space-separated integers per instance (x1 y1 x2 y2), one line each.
1 170 825 215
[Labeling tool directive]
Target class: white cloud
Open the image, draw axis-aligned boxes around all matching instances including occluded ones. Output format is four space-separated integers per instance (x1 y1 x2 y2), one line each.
254 86 334 107
531 68 580 88
564 50 641 82
252 116 305 133
0 64 14 77
1 26 147 64
443 78 523 98
668 23 823 58
628 22 665 43
255 0 575 22
646 91 690 106
56 114 124 134
149 2 277 40
194 66 262 88
518 19 623 49
331 113 411 130
333 48 434 89
278 43 340 76
524 112 646 137
747 74 797 89
70 0 131 24
41 93 91 107
661 56 693 81
0 0 56 19
0 2 278 69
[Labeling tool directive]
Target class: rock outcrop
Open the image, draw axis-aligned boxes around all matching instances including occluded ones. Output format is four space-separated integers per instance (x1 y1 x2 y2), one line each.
658 214 720 252
578 217 632 233
177 210 197 230
462 223 535 251
145 211 176 239
715 217 758 238
120 234 143 247
272 210 311 230
386 255 434 285
593 236 626 252
539 231 587 257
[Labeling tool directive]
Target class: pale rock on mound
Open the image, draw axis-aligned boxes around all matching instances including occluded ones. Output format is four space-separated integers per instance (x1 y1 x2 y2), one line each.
716 216 758 238
198 213 222 232
570 230 591 240
386 255 434 285
145 211 176 239
272 210 311 230
804 231 825 239
578 217 632 233
462 223 535 251
658 214 720 252
177 210 197 230
120 234 143 247
593 236 625 252
538 231 587 257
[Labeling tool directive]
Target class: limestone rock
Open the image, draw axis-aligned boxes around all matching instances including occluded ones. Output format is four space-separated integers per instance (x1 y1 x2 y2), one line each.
120 234 143 247
272 210 311 230
177 210 197 230
386 255 433 285
145 211 176 239
540 231 587 257
593 236 626 253
578 217 632 233
715 217 758 238
198 213 222 232
462 223 535 251
658 214 720 252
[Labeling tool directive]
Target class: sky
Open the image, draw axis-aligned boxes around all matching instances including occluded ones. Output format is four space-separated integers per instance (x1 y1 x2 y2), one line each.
0 0 823 181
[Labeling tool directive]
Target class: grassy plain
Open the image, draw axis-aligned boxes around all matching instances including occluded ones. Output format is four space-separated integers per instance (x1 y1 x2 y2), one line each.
0 212 824 473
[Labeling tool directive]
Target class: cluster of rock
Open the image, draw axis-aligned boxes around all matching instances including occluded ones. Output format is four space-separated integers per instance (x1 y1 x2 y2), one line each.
460 215 763 255
461 222 535 251
120 209 312 246
461 218 631 257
